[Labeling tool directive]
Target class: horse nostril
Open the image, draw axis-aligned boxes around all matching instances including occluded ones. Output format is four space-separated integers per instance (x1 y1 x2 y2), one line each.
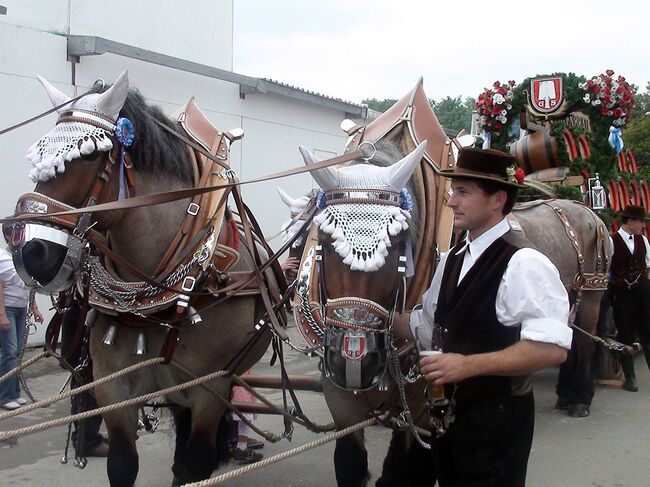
23 239 50 265
22 239 67 284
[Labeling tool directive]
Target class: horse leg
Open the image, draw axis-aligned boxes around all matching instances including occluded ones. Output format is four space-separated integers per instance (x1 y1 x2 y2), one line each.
376 429 432 487
101 405 140 487
171 402 226 486
556 291 600 417
334 430 369 487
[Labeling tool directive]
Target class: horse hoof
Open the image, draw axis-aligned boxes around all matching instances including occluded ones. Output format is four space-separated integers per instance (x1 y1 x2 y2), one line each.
554 397 569 410
567 404 590 418
623 381 639 392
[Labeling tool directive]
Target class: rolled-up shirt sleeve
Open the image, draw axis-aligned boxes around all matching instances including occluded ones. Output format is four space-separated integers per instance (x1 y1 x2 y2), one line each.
496 248 573 349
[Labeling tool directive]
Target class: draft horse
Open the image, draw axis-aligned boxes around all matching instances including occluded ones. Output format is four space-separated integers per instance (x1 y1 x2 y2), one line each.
7 72 284 486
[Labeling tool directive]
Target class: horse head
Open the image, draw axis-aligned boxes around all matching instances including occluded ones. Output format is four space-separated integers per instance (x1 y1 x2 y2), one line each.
8 71 195 292
300 140 426 390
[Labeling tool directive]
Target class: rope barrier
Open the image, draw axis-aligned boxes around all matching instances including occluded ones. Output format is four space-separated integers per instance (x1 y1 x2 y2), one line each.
0 368 229 441
0 351 48 385
0 357 165 421
180 417 379 486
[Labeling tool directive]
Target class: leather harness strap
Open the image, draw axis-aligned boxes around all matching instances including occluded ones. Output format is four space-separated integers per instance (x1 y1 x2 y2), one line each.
2 150 364 224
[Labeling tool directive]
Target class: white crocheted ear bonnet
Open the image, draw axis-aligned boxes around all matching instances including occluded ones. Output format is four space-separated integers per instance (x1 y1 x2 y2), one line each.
301 141 426 272
277 187 311 248
27 71 130 182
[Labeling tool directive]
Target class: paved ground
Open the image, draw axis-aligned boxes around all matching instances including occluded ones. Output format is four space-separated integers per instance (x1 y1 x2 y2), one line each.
1 329 649 486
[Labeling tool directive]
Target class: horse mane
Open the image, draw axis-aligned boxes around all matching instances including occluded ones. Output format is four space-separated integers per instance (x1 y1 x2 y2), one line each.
115 88 194 184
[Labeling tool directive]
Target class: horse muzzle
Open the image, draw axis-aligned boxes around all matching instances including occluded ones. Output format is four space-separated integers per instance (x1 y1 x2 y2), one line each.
8 222 85 293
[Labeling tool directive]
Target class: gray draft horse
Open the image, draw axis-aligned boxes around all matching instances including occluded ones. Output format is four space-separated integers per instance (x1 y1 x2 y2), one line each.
511 199 610 417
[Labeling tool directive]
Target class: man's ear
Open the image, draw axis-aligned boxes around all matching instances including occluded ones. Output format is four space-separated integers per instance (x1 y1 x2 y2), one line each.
492 189 507 212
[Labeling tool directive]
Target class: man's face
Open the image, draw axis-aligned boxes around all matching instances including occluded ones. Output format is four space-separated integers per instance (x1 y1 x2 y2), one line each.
626 218 644 235
447 179 504 236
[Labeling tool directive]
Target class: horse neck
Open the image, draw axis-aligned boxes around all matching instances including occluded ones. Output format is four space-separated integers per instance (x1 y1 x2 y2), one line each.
108 172 192 279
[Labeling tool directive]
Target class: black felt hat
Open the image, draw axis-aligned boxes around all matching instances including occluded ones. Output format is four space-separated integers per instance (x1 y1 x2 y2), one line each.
620 205 646 220
440 147 526 189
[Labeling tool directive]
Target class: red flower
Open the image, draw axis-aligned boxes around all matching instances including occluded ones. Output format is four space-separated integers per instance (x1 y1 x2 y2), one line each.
493 81 501 88
593 85 601 94
494 122 503 130
614 108 623 117
600 108 609 116
508 80 516 86
515 168 525 184
606 69 614 76
618 76 626 82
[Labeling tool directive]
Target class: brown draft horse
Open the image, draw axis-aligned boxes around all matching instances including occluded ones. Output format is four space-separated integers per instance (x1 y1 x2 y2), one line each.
294 140 434 487
9 73 281 486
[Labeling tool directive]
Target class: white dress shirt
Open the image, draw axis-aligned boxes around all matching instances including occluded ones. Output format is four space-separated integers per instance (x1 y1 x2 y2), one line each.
609 228 650 268
410 218 572 350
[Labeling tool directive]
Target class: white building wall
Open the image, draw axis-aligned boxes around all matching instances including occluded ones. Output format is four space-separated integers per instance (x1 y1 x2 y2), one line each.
0 1 355 344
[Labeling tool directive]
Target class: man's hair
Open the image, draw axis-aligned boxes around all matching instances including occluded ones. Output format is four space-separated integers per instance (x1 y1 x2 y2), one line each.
475 180 519 215
621 216 643 225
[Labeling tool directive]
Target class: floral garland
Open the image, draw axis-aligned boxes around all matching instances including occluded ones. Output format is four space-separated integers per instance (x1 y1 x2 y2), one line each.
475 80 516 133
579 70 636 127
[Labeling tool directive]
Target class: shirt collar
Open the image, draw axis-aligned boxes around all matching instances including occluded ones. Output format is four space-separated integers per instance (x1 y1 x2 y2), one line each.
455 218 510 259
618 227 634 240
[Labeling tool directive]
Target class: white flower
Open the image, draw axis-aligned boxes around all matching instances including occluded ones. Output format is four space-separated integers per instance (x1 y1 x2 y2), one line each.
600 82 607 89
596 76 602 83
501 109 508 116
578 83 584 89
583 94 591 102
505 92 514 101
506 103 512 110
593 99 601 105
492 93 505 104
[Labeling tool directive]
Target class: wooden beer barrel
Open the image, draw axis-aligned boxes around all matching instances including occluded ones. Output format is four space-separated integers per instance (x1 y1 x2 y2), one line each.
510 131 561 174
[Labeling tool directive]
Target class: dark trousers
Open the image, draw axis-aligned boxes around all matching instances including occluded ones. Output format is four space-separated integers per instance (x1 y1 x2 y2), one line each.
555 331 595 405
611 281 650 346
61 305 103 450
434 393 535 487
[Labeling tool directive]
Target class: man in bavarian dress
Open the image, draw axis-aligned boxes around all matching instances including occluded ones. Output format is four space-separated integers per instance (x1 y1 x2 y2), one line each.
396 147 572 486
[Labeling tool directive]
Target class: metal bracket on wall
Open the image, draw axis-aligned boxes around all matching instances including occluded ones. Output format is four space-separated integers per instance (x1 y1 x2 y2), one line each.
65 35 367 120
0 5 7 15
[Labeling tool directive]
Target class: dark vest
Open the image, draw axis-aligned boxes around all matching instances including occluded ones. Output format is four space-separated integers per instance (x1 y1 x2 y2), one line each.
434 230 532 410
610 232 648 288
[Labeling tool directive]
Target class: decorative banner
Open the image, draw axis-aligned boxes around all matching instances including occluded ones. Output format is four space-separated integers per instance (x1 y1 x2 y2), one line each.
618 180 630 207
609 126 624 154
530 76 564 114
630 180 641 206
608 180 620 211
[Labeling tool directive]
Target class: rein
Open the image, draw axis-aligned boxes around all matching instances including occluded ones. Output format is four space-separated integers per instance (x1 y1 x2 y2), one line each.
0 81 104 137
1 149 364 225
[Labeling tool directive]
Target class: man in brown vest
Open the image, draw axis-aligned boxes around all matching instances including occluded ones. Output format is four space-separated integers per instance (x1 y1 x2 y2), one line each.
609 204 650 392
395 148 572 487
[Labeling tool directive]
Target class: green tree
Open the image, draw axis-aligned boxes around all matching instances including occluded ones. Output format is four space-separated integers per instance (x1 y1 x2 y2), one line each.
429 96 476 133
625 114 650 166
361 98 397 113
632 82 650 120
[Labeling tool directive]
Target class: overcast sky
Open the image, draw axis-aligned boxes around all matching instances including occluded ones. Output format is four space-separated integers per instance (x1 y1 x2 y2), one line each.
233 0 649 104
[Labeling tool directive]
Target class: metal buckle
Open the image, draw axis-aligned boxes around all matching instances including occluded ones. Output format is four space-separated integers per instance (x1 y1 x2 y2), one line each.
181 276 196 292
187 203 200 216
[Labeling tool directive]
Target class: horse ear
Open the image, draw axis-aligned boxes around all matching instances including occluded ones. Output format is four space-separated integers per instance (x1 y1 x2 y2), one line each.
37 75 72 113
96 71 129 120
277 187 300 209
299 146 338 191
387 140 427 191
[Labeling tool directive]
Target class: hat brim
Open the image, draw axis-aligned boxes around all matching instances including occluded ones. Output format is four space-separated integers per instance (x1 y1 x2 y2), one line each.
439 170 527 189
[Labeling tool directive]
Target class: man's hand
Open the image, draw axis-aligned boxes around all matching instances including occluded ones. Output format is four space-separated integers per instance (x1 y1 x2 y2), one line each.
0 313 10 331
280 257 299 272
419 353 473 386
32 307 44 324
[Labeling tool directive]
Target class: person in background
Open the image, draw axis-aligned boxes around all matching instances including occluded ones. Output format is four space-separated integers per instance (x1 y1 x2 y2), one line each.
0 234 43 410
609 205 650 392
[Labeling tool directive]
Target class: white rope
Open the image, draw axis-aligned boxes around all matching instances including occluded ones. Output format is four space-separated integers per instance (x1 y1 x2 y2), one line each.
181 417 379 486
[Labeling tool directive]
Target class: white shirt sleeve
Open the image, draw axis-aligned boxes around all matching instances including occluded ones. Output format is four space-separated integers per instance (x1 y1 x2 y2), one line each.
409 252 450 347
496 248 572 349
